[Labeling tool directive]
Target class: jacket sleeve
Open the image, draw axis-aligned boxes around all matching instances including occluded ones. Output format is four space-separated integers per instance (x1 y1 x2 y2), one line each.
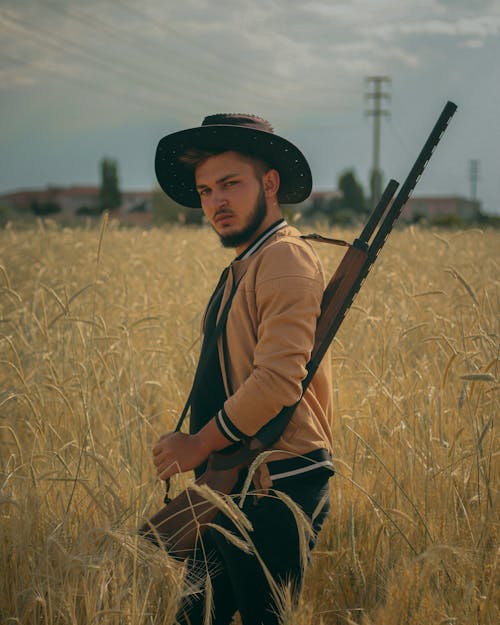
220 240 324 438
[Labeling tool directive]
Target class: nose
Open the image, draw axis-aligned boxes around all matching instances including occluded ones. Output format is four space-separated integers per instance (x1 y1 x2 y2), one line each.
207 190 228 214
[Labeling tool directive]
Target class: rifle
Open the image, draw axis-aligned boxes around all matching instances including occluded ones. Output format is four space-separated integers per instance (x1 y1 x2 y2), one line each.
139 100 457 558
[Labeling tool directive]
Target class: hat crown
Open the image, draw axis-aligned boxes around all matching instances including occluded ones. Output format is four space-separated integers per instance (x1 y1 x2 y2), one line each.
201 113 274 134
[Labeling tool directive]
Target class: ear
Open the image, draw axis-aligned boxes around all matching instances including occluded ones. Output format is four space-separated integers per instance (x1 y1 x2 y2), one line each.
262 168 280 197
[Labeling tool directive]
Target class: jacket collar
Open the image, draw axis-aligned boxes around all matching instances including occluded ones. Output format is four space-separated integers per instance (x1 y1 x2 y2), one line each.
229 220 301 284
215 220 300 326
235 218 287 261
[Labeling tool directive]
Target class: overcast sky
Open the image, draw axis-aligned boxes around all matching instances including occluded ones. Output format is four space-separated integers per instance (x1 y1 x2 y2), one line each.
1 0 499 213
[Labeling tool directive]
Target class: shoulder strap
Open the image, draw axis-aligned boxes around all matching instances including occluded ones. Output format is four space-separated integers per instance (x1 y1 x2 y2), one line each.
301 233 352 247
173 267 241 433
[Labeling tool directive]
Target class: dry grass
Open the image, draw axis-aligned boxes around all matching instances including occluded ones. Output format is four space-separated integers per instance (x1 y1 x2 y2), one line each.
1 218 498 624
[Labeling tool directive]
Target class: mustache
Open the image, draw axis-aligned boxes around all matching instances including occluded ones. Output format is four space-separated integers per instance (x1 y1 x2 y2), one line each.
214 208 233 218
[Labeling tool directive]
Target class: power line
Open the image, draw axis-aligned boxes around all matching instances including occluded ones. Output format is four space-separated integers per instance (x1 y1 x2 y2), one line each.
46 0 352 102
0 10 235 116
36 0 292 103
2 1 364 128
71 0 356 102
2 4 340 118
0 50 173 114
103 0 305 88
387 117 412 158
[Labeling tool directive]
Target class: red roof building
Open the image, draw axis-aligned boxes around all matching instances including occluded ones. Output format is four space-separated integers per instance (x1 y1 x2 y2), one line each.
0 185 152 220
401 196 481 222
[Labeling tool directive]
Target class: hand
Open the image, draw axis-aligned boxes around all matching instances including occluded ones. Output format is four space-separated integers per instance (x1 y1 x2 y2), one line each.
152 431 209 481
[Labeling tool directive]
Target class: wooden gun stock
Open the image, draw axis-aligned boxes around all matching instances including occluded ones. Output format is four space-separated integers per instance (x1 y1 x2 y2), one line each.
140 438 266 558
140 101 457 557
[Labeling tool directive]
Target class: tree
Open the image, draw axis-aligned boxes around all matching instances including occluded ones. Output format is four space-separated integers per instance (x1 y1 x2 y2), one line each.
0 202 14 227
31 199 62 216
99 157 121 211
337 169 366 214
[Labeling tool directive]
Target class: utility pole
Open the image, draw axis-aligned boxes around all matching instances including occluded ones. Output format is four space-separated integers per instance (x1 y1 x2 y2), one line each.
469 159 480 200
365 76 391 209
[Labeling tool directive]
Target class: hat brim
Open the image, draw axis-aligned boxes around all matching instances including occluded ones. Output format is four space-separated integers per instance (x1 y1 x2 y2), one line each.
155 125 312 208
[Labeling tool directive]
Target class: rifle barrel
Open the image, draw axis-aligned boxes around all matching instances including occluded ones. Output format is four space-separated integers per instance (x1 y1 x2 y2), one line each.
257 100 458 448
368 100 457 262
358 178 399 244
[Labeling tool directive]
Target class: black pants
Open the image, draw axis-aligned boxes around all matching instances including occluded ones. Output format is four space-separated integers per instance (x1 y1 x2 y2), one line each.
176 470 331 625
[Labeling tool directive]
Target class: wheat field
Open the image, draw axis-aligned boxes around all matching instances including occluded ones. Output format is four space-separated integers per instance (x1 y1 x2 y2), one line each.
0 217 498 624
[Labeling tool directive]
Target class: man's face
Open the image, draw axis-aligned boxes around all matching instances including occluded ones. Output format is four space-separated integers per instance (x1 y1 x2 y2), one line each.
195 151 269 251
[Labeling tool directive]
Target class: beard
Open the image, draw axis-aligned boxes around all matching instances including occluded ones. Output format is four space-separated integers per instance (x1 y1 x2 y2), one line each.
217 186 267 249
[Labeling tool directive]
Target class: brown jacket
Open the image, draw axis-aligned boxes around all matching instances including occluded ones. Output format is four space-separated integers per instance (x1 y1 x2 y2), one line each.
213 224 333 485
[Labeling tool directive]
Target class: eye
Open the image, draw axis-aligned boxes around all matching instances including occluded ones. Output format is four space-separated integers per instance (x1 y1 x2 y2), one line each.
198 188 210 197
224 180 238 188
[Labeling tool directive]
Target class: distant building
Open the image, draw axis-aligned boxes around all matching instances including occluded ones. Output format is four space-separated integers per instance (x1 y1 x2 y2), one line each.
1 186 99 214
402 196 481 222
1 185 483 226
0 185 153 221
298 190 341 216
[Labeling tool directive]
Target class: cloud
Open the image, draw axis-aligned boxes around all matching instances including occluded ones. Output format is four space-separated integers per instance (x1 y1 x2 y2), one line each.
1 0 499 124
303 0 500 44
396 16 500 37
462 39 485 49
436 0 497 12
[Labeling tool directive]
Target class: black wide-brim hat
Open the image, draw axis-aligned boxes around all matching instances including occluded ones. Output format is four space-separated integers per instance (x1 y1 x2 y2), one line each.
155 113 312 208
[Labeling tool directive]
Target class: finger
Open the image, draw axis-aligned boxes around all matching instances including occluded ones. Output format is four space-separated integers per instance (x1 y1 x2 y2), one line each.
155 454 175 472
153 440 171 456
155 458 166 474
158 462 177 480
153 433 173 453
153 451 168 468
158 455 183 479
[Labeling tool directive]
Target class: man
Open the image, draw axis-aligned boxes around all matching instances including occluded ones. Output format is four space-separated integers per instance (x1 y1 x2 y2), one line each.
151 114 334 625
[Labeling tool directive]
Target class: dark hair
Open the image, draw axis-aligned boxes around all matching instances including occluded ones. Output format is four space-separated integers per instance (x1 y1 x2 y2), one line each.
178 147 271 178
